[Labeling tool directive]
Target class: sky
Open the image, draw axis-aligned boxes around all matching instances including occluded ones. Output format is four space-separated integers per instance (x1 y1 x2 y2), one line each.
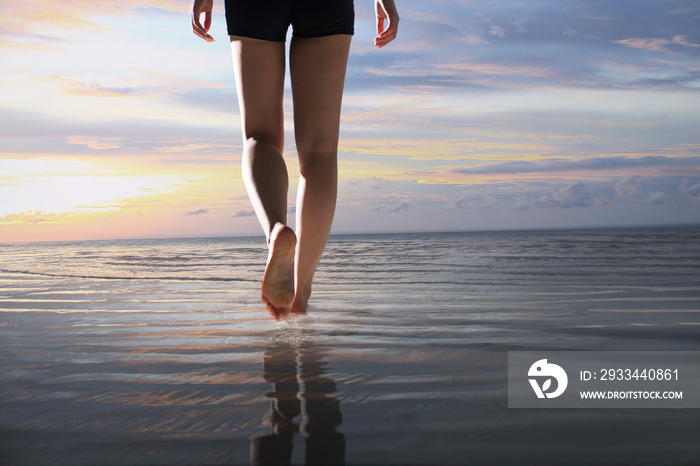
1 0 700 242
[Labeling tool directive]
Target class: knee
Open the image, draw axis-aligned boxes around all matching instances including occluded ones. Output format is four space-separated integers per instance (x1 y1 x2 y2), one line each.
243 133 283 153
298 149 337 178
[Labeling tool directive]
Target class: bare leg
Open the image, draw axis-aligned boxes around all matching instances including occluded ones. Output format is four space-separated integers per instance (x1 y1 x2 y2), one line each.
231 36 296 320
288 35 352 315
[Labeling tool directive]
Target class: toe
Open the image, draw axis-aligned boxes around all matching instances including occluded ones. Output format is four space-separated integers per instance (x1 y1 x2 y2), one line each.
262 294 289 321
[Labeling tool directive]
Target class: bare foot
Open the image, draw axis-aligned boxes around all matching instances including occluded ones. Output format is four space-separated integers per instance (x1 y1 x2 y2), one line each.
261 223 296 320
289 284 311 316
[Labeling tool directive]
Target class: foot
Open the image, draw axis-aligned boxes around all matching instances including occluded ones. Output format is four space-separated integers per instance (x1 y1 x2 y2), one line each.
261 223 297 320
289 284 311 316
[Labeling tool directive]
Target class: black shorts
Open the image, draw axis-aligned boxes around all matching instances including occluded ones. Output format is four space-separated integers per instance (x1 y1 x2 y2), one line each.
225 0 354 42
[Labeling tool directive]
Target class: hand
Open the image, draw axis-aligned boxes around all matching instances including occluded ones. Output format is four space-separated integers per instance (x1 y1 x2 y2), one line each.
191 0 214 42
374 0 399 48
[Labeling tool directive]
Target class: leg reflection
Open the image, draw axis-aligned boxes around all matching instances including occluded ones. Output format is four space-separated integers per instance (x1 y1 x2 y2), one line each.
298 347 345 466
250 346 345 466
250 347 299 466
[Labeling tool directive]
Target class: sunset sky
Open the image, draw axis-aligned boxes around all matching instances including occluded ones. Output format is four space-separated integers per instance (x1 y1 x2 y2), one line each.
1 0 700 242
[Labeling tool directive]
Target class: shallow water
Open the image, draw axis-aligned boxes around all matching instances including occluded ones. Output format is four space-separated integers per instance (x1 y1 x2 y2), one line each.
1 227 699 465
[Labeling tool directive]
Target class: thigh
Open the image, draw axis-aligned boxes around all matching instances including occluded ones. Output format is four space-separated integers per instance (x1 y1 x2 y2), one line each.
230 37 286 151
289 35 352 159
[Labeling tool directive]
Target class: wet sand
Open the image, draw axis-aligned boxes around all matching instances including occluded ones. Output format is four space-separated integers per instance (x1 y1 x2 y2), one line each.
1 229 699 465
1 281 699 464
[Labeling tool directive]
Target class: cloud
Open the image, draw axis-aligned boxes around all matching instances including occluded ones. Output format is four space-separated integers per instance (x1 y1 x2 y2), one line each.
512 195 532 211
0 107 237 158
233 209 255 218
67 83 140 98
452 184 601 212
450 156 700 176
170 87 238 114
509 183 599 210
369 176 394 189
545 182 592 208
390 201 414 213
666 7 700 15
67 135 122 150
680 179 700 202
615 176 665 205
44 74 142 98
0 211 64 225
4 0 700 240
646 191 666 205
615 176 644 201
525 182 592 209
371 201 414 213
186 208 209 216
451 195 478 210
615 36 700 54
616 38 672 53
489 26 506 38
672 35 700 48
450 191 505 210
347 1 700 93
0 0 188 36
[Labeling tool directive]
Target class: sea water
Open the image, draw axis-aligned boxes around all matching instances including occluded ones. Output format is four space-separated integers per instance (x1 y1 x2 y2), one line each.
1 227 699 465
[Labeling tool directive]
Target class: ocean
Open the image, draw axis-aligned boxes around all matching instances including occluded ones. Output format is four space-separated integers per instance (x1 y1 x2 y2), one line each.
1 227 699 465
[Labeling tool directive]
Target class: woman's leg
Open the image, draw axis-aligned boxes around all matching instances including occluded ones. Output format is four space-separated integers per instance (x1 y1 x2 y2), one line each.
288 35 352 314
231 37 297 320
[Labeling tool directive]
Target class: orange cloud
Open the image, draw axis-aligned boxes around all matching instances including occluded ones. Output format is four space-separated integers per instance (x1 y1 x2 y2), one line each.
0 211 69 225
44 74 142 98
615 38 672 53
615 36 700 53
0 0 189 33
66 136 123 150
340 138 562 161
436 62 552 78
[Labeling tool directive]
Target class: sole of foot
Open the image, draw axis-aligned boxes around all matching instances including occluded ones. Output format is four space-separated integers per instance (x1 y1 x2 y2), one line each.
261 224 297 320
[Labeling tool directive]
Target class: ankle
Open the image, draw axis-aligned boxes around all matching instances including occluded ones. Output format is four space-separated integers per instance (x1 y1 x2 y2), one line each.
295 283 312 305
267 222 287 246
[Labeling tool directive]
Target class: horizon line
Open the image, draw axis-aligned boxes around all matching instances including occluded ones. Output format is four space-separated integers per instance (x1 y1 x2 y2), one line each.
3 222 699 245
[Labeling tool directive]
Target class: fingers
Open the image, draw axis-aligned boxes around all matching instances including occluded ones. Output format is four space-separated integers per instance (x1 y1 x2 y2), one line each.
374 20 397 48
204 11 212 32
191 0 214 42
191 12 213 42
376 16 385 37
374 0 399 48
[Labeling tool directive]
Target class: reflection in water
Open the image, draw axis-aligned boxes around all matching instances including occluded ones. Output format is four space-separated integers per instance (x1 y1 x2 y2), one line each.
251 346 345 466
